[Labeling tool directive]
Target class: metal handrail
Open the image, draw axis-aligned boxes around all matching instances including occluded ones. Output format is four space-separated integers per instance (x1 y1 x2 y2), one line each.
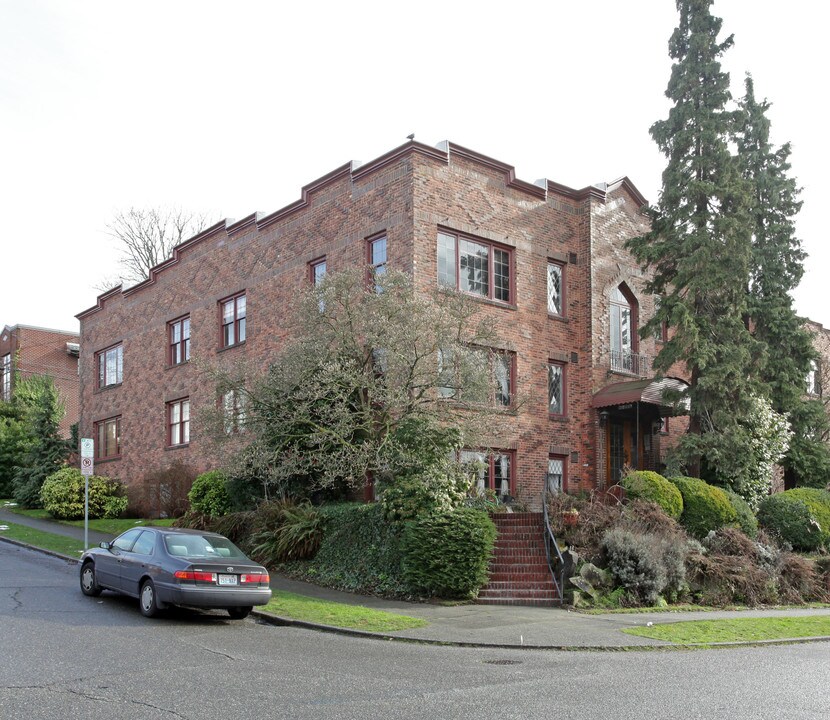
541 477 565 604
609 349 650 377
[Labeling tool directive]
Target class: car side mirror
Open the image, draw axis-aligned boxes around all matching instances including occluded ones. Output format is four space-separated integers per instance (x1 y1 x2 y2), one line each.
99 541 111 550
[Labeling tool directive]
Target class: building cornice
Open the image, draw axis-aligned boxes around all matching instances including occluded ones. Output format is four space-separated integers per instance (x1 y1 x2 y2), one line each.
75 139 649 320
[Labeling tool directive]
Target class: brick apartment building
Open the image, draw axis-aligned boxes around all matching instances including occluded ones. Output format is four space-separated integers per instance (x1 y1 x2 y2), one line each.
1 324 80 438
77 140 688 506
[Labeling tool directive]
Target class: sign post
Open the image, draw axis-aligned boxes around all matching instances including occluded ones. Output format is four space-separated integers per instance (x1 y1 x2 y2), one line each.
80 438 94 550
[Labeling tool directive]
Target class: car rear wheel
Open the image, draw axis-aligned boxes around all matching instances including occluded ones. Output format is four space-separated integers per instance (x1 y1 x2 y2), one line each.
139 579 163 617
80 562 102 597
228 606 252 620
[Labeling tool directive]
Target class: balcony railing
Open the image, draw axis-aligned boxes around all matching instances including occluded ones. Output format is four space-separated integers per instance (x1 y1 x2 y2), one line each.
610 349 650 377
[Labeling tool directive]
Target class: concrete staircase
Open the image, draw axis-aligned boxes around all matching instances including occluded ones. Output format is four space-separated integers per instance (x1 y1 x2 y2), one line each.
477 512 560 607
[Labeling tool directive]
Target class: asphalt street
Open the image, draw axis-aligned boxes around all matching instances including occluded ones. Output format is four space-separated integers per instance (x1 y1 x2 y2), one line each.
2 542 829 720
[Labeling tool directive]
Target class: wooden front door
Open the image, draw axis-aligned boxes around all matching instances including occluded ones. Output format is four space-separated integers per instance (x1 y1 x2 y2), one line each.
606 417 652 486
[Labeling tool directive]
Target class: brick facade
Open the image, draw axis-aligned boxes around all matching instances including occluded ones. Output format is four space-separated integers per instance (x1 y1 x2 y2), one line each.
76 140 687 505
0 324 80 437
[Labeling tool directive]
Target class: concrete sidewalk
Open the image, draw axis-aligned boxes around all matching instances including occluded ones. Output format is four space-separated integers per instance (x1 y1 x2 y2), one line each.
3 507 830 650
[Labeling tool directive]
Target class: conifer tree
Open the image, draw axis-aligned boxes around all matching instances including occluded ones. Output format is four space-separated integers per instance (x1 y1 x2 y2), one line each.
736 76 830 485
627 0 757 478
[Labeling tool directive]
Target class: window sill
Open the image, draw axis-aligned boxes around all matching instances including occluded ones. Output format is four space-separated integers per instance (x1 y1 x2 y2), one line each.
217 341 246 354
548 414 569 422
548 312 567 322
94 382 122 395
164 360 191 371
165 443 190 451
95 456 121 464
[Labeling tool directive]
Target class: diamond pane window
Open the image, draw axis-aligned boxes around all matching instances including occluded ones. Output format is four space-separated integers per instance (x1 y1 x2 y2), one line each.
548 362 564 415
547 263 563 315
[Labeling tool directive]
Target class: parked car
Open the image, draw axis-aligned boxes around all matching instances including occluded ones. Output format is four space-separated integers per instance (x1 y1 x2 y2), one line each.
79 527 271 619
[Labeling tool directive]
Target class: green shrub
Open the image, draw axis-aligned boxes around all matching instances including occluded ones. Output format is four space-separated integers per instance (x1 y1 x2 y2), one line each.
668 476 737 538
39 467 126 520
601 528 687 605
621 470 683 519
400 508 497 599
251 501 324 564
188 470 231 517
724 489 759 539
758 489 830 551
379 464 469 526
301 503 411 596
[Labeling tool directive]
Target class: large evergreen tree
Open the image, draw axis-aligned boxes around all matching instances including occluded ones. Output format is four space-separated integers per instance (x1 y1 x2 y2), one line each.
11 375 71 507
736 75 830 486
627 0 758 479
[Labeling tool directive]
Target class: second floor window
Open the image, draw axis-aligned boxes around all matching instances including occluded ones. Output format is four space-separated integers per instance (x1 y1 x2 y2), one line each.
437 231 512 304
547 262 564 316
438 347 514 407
807 360 821 396
1 353 10 401
548 362 565 416
169 316 190 365
310 258 327 286
167 398 190 446
368 236 387 290
610 285 639 373
97 344 123 388
221 293 246 348
95 416 121 459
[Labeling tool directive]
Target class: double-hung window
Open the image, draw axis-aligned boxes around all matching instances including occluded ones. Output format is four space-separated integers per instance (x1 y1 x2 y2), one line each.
222 390 247 434
548 361 565 416
95 416 121 459
96 344 123 388
461 449 514 497
169 315 190 365
367 236 387 290
221 293 246 348
310 258 327 286
438 347 515 407
167 398 190 446
807 360 821 396
437 231 512 303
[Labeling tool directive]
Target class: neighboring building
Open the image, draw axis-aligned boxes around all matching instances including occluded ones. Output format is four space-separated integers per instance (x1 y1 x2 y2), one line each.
0 324 80 438
76 140 686 503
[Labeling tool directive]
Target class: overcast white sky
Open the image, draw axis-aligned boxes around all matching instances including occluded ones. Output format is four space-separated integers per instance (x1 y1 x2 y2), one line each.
1 0 827 333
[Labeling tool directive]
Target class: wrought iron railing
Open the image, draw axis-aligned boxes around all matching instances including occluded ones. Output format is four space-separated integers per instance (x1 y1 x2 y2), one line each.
541 476 565 605
610 349 650 377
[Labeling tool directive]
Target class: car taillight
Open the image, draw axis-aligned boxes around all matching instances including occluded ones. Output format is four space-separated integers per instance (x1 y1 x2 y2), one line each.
174 571 217 582
240 573 269 584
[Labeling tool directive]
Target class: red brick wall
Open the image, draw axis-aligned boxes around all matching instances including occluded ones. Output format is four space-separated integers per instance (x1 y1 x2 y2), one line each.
77 142 668 507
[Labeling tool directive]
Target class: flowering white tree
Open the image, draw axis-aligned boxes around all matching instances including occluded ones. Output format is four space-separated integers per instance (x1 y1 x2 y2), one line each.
720 395 792 511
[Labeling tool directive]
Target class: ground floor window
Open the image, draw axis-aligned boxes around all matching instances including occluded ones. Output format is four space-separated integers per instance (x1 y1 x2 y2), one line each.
460 449 514 497
94 416 121 459
167 398 190 446
547 455 567 493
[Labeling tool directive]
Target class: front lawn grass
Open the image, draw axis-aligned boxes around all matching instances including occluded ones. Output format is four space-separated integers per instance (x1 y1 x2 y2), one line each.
0 521 86 556
263 590 428 633
623 615 830 643
1 501 175 535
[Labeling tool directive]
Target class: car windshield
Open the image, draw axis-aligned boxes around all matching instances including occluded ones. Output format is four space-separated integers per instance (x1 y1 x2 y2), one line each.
163 533 247 560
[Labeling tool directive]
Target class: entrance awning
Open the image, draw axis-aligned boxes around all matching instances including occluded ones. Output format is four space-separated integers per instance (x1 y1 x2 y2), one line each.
592 376 689 411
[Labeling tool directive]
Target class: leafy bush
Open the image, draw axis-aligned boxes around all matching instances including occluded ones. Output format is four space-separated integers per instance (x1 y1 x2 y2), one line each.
601 528 687 605
757 489 830 551
188 470 231 517
668 476 737 538
724 489 759 539
379 463 469 525
299 503 411 596
621 470 683 519
401 508 496 599
39 467 126 520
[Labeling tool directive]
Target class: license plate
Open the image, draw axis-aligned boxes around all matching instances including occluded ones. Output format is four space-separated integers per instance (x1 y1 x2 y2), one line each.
218 574 238 586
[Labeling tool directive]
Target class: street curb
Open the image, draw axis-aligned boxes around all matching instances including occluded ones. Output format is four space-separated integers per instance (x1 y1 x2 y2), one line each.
250 607 830 652
0 535 82 565
6 536 830 652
